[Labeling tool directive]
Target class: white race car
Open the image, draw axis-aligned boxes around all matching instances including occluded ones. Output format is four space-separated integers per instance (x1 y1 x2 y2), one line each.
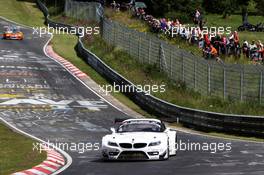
101 118 177 160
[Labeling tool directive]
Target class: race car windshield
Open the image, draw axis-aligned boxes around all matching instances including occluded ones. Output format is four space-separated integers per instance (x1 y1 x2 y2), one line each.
117 123 163 133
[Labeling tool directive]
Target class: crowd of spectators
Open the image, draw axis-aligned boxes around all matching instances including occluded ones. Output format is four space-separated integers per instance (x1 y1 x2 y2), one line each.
110 1 264 64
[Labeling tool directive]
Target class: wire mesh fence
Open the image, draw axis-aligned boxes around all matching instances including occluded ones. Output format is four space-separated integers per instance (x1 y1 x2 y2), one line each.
102 18 264 103
64 0 103 22
64 0 264 104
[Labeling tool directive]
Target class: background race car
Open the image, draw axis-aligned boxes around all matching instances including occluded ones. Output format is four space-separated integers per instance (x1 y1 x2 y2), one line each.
2 26 24 40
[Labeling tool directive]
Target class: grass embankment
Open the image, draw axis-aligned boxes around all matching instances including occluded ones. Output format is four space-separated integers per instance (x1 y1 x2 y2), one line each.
105 8 264 64
0 0 44 27
0 1 46 174
49 9 264 116
84 36 264 115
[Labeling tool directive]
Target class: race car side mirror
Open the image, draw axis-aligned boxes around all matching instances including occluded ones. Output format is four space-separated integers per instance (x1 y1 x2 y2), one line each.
165 128 175 132
110 127 116 133
165 128 170 132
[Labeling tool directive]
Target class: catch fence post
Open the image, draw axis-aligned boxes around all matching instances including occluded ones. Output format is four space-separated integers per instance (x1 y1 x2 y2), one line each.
223 67 226 99
208 63 211 95
259 71 263 104
148 38 151 64
181 53 184 82
240 68 244 101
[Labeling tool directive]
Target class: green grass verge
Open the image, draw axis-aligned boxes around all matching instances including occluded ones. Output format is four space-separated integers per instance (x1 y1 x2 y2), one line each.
0 0 44 27
105 8 264 64
0 124 46 175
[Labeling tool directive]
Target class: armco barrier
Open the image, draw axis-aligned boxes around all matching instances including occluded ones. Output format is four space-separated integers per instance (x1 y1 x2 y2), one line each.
36 0 264 137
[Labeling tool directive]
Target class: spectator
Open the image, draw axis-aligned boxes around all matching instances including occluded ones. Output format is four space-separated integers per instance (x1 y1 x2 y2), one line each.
234 31 240 46
203 45 211 58
257 40 264 60
198 33 204 49
194 9 201 24
229 31 240 47
203 34 211 47
203 44 218 59
220 34 228 54
210 45 218 58
160 18 167 31
111 1 119 11
129 0 135 6
175 19 180 26
242 40 250 57
212 33 221 54
190 28 199 44
249 40 258 60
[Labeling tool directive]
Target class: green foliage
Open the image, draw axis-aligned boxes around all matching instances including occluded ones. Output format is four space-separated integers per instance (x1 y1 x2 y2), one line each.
255 0 264 15
164 11 190 23
203 0 250 17
151 0 203 19
43 0 65 15
149 0 262 18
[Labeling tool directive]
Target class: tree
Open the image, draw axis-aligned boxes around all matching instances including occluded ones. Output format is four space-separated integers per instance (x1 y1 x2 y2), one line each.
203 0 238 18
255 0 264 16
221 0 237 18
150 0 203 21
236 0 250 24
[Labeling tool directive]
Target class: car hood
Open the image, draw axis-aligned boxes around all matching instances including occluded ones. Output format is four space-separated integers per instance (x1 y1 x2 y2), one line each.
104 132 167 143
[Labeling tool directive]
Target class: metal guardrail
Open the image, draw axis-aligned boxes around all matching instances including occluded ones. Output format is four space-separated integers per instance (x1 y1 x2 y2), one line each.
36 0 264 137
63 0 264 104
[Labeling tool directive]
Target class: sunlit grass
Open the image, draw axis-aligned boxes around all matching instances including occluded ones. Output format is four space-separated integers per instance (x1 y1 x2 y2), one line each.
0 124 46 175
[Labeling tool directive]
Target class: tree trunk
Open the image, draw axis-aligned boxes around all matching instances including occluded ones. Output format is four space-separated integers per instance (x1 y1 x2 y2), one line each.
242 6 248 24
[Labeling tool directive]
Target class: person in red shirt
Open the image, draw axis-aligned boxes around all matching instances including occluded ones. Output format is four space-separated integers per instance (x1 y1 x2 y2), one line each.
234 31 239 45
203 34 211 47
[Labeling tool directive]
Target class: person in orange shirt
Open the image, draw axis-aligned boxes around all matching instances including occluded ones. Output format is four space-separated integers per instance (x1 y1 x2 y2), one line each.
210 45 218 58
203 45 218 59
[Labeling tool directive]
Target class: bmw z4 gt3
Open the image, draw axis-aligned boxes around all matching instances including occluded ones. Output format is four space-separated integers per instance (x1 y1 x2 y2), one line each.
102 118 177 161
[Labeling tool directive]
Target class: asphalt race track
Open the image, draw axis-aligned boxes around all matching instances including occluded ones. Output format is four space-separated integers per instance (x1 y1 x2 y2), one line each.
0 19 264 175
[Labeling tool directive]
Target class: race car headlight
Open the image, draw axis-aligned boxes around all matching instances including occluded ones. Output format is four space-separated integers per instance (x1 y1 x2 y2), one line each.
108 141 118 147
149 141 161 146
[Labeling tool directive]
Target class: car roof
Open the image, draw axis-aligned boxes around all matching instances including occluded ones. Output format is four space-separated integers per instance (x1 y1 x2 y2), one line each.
123 118 161 123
